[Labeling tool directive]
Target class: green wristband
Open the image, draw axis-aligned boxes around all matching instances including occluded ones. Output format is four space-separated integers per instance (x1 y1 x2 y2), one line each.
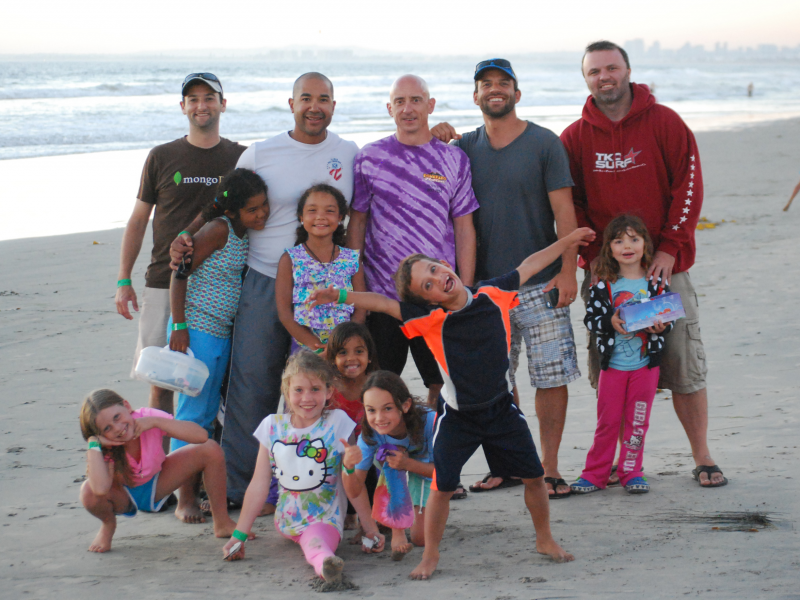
343 465 355 475
171 322 188 331
88 440 101 450
232 529 248 542
313 348 325 355
117 279 132 287
337 288 347 305
179 230 190 237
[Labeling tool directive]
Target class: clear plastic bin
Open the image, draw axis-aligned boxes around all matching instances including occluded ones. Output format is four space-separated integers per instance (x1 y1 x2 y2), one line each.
134 346 209 397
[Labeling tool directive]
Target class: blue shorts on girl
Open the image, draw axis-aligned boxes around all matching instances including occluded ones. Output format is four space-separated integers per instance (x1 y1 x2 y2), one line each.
169 216 248 451
355 409 435 507
106 407 173 516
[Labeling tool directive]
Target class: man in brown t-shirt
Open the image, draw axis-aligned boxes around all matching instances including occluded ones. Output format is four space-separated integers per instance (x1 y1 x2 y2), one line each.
115 73 245 427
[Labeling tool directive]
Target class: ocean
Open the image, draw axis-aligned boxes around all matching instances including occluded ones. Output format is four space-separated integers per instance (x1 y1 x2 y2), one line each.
2 57 800 161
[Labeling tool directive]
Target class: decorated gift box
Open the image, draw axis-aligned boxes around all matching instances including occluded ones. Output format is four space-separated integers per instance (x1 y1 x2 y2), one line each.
619 292 685 332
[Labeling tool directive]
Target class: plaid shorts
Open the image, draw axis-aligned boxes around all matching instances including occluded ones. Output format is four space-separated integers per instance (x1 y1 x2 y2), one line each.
509 281 581 389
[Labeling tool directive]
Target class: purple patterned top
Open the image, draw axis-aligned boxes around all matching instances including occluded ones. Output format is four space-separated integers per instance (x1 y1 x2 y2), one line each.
287 244 359 344
351 135 479 300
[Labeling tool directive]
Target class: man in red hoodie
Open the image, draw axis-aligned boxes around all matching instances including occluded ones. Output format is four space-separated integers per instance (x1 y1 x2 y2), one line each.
561 41 726 488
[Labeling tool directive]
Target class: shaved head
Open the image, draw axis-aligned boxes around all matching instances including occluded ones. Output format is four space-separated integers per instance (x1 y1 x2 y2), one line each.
390 74 429 100
293 72 334 98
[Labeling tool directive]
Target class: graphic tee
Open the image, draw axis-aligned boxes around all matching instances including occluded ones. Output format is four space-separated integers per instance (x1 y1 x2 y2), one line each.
253 409 355 536
352 135 479 300
609 277 650 371
138 137 245 289
237 132 358 278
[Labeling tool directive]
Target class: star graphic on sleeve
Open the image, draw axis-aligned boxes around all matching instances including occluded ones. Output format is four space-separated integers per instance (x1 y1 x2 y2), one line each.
685 199 692 206
672 225 680 230
690 165 695 171
690 173 695 179
691 155 696 161
687 190 693 196
689 181 694 188
680 216 687 223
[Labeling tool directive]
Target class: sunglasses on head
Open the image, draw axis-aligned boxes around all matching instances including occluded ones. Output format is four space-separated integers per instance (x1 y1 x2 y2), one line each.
183 72 220 85
474 59 512 73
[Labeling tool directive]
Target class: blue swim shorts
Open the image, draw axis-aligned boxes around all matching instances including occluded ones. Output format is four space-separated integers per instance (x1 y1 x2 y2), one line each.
120 473 169 517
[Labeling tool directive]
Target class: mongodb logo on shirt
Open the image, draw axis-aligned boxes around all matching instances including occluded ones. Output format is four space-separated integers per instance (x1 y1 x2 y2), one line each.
173 171 219 186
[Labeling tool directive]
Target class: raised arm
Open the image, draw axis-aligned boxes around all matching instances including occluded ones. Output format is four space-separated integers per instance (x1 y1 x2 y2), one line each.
517 227 595 287
310 285 402 321
135 416 208 445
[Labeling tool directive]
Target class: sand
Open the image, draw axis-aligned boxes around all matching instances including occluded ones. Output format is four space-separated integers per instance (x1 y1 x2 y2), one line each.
1 118 799 599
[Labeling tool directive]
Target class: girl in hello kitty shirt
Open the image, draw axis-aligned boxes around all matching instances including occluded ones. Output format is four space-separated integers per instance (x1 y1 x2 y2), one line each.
222 351 384 583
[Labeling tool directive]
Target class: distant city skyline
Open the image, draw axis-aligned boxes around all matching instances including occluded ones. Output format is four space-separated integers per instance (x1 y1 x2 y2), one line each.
3 0 799 57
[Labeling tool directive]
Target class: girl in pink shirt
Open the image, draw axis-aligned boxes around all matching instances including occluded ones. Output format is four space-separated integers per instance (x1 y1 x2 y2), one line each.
79 389 238 553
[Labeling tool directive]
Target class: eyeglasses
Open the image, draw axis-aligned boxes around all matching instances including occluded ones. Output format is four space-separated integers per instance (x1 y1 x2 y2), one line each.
474 58 512 74
183 72 220 85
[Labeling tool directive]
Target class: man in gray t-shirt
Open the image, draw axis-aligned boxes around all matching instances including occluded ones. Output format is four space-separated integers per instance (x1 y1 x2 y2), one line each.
432 59 580 499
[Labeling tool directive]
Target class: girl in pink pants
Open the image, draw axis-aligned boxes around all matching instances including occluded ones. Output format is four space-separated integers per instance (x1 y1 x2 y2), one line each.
574 215 673 495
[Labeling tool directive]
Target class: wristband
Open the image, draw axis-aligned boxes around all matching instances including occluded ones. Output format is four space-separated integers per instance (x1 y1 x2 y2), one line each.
88 440 101 451
232 529 248 542
117 279 132 287
343 465 355 475
171 322 188 331
179 230 190 237
337 288 347 305
313 348 325 355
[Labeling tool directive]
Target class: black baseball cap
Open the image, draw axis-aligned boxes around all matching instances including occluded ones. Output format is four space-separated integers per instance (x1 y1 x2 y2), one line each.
181 72 223 98
474 58 517 81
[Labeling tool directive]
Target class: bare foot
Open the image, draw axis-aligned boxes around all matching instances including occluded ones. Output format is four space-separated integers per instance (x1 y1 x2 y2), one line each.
472 475 503 490
536 538 575 563
321 556 344 583
88 520 116 553
343 514 359 530
213 516 242 539
259 503 276 517
175 502 206 524
199 498 211 515
409 551 439 580
391 530 413 561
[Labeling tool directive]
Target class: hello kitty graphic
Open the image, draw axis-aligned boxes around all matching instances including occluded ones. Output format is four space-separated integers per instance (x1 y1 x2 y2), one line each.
271 438 332 492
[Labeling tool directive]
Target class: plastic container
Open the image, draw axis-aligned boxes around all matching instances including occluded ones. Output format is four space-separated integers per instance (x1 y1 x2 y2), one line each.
134 346 209 397
619 292 685 332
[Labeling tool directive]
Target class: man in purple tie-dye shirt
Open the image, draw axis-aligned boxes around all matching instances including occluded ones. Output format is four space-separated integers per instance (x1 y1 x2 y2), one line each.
346 75 478 410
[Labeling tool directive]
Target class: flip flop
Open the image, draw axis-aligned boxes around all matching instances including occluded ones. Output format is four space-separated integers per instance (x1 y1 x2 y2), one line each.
451 483 468 500
692 465 728 488
468 473 523 493
544 476 572 499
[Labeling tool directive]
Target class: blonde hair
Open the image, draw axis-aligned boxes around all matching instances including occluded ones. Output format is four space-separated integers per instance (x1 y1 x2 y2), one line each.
79 389 133 485
281 351 337 416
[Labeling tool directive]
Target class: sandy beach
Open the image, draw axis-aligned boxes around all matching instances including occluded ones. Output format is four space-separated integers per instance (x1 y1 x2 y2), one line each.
1 117 798 599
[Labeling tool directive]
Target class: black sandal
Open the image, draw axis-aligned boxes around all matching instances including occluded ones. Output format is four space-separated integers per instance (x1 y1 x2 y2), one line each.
544 476 572 499
692 465 728 488
468 473 523 493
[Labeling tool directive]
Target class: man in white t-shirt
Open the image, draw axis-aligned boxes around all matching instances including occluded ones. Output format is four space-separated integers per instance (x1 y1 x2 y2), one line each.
171 73 358 506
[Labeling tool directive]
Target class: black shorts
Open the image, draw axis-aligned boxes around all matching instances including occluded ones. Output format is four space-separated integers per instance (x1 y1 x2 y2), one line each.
431 394 544 492
367 312 444 388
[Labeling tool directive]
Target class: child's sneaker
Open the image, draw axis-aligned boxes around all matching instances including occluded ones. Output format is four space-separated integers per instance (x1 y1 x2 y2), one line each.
570 478 599 494
625 477 650 494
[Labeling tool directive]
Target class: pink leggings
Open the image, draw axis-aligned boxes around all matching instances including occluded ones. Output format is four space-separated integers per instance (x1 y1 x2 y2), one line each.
581 366 659 488
278 522 341 577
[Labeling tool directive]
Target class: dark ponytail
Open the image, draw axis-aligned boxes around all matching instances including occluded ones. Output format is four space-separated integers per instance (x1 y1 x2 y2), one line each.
202 168 268 222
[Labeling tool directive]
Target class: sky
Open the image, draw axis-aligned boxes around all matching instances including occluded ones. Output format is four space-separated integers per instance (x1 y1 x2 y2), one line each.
3 0 799 55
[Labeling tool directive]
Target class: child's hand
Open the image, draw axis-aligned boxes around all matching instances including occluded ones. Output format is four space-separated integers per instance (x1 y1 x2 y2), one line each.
340 438 363 471
132 417 158 439
569 227 596 247
309 285 339 308
361 530 386 554
169 329 190 354
645 319 667 334
611 309 628 335
222 537 245 561
97 434 125 448
384 448 409 471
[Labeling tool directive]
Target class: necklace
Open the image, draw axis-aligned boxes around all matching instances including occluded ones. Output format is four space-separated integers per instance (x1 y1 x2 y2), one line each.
303 242 337 287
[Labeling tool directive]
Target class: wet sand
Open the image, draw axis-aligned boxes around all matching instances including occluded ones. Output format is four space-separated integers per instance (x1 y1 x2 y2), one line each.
1 118 798 599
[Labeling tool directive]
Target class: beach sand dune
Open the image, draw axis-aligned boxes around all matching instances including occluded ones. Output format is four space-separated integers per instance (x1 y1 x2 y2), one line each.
0 118 798 599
